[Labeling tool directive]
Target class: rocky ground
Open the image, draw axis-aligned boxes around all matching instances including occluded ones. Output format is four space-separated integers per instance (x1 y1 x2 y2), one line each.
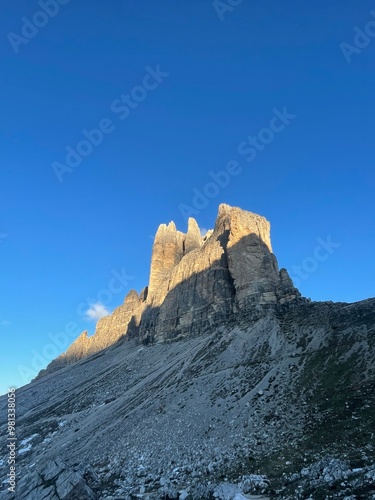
0 298 374 499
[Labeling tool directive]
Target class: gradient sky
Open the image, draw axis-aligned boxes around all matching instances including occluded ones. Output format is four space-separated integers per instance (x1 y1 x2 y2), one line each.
1 0 374 395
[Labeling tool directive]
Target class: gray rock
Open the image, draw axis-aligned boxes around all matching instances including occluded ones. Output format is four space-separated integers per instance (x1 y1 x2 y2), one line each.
12 459 97 500
179 490 189 500
190 482 214 500
213 482 241 499
238 474 269 494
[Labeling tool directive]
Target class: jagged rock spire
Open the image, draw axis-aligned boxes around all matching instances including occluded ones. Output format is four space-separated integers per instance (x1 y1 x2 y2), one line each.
148 217 203 304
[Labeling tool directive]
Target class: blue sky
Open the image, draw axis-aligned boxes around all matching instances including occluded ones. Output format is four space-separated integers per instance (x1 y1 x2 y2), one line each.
0 0 374 395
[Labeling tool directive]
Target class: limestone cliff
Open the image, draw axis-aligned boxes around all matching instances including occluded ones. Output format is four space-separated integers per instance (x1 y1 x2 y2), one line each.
40 204 301 373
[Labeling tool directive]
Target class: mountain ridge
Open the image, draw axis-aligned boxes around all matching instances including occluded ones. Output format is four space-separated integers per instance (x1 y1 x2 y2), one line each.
1 204 374 499
38 203 301 378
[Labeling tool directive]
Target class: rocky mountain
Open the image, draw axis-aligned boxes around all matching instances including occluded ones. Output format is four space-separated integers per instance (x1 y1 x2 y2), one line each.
38 204 300 376
0 204 374 499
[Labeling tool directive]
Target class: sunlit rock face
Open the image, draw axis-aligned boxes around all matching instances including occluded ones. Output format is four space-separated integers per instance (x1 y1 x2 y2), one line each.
39 204 301 372
147 217 202 307
40 290 146 376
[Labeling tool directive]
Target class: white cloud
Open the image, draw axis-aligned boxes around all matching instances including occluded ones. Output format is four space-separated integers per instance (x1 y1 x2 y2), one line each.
84 302 111 322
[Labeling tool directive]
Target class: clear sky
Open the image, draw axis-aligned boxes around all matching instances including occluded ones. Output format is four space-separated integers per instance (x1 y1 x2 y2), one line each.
1 0 374 395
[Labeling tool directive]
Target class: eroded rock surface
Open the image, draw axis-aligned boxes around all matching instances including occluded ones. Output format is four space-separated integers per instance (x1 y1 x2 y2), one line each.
13 459 98 499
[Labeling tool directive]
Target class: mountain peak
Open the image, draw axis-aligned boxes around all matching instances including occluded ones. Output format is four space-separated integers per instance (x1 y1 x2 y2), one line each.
40 205 301 375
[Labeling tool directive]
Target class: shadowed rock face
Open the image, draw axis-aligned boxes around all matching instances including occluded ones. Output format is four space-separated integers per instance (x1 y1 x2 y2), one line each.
40 204 300 374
